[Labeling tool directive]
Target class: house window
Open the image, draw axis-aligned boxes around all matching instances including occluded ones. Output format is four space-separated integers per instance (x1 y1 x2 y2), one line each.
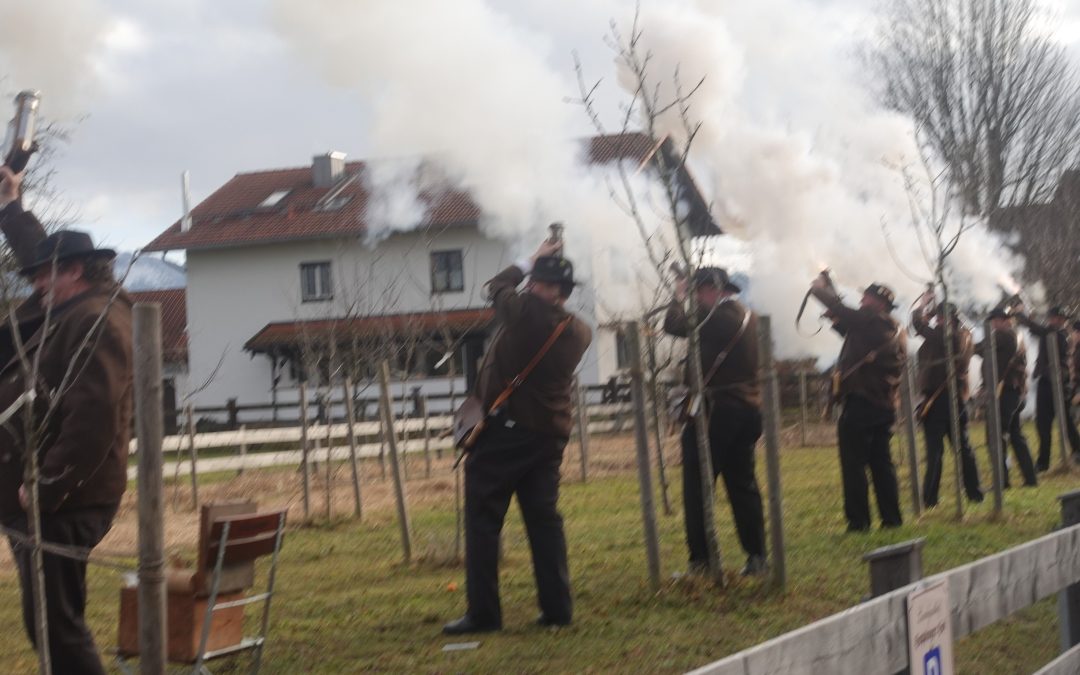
431 250 464 294
300 261 332 302
259 189 290 208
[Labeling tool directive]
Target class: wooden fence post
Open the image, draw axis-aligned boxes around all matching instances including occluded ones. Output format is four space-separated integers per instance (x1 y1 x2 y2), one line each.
422 395 432 479
133 303 167 674
185 404 200 512
1049 332 1071 471
644 325 672 516
342 379 363 519
575 377 589 482
1058 490 1080 651
325 415 333 520
298 379 311 522
983 320 1005 515
379 361 413 562
799 370 809 448
626 322 662 589
862 538 925 598
236 424 247 477
899 362 922 516
759 316 787 589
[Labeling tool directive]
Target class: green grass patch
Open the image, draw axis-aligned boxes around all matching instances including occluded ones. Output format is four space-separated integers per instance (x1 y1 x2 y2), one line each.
1 425 1074 673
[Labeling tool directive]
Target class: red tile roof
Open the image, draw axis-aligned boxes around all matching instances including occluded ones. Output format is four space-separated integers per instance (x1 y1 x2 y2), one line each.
244 308 495 354
143 133 668 253
128 289 187 365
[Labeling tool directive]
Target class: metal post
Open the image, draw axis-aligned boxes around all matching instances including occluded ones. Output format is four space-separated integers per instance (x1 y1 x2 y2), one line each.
900 362 922 516
799 370 809 448
863 538 925 598
575 377 589 482
133 303 166 674
298 379 311 521
1058 490 1080 651
626 322 662 589
983 321 1005 514
379 360 413 562
759 316 787 589
342 379 363 518
1049 332 1071 470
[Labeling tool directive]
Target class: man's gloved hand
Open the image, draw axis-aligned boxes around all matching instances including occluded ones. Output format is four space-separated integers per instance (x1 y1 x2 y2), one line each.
0 166 22 210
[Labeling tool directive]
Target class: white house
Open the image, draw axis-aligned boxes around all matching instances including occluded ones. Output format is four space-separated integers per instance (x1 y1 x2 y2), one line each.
142 132 719 421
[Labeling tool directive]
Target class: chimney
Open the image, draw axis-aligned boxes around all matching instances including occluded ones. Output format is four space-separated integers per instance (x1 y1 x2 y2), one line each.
180 170 192 232
313 151 346 188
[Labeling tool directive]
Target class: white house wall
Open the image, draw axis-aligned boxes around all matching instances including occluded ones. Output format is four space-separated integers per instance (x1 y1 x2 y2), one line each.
185 226 512 408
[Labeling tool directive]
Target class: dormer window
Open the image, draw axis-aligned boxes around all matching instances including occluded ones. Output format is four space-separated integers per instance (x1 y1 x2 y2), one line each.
259 189 291 208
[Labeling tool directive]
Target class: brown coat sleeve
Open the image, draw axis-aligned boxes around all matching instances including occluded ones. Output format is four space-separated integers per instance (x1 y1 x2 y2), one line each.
662 300 689 338
38 305 133 512
0 202 46 269
485 265 527 324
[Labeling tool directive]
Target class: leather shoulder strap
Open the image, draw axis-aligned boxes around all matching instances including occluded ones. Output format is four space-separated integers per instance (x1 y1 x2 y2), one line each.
488 315 574 413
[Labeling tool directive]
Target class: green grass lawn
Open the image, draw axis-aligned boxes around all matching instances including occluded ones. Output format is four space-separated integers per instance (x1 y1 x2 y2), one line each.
1 425 1076 673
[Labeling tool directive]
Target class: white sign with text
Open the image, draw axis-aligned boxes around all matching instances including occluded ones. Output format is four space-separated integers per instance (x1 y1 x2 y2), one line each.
907 579 954 675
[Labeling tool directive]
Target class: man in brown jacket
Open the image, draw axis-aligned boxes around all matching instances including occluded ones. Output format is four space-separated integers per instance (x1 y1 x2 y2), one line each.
0 167 133 674
911 297 983 507
810 273 906 531
1016 306 1080 470
663 267 766 576
444 238 591 635
978 307 1037 487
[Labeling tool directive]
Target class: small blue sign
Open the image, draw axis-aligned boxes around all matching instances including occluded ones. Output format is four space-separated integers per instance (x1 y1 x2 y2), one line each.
924 646 942 675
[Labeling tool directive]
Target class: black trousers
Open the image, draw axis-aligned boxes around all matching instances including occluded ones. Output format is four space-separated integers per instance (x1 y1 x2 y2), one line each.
680 400 766 565
837 396 902 530
1035 375 1080 469
3 506 117 675
921 395 983 506
464 422 570 626
1000 387 1037 487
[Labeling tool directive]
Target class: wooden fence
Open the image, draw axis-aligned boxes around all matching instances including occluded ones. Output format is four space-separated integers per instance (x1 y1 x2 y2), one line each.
126 402 636 480
688 491 1080 675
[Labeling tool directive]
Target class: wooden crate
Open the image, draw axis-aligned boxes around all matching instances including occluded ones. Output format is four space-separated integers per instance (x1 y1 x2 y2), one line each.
118 586 246 663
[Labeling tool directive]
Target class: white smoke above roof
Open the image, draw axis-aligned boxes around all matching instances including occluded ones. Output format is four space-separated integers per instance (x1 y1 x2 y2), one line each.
272 0 1034 360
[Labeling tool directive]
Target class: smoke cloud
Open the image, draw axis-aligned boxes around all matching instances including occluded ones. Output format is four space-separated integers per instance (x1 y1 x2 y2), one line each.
0 0 114 117
271 0 1035 361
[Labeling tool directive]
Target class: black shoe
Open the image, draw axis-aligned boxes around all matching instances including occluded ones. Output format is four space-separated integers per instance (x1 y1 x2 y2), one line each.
740 555 768 577
967 490 984 503
536 613 572 628
1036 461 1049 473
442 615 501 635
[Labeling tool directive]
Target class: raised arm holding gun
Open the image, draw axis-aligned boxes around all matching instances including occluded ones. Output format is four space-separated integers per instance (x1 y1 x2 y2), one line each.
0 107 134 673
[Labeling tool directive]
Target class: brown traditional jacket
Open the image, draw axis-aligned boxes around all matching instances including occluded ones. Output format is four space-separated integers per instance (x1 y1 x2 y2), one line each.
911 307 974 401
663 297 761 409
811 286 906 413
0 203 133 516
1018 315 1070 383
977 326 1027 395
475 265 591 439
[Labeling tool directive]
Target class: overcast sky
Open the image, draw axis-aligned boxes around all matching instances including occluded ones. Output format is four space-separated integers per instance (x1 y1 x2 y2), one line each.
1 0 1078 254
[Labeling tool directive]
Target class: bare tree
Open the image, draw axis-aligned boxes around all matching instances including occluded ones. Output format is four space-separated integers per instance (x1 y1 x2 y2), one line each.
574 9 725 579
866 0 1080 303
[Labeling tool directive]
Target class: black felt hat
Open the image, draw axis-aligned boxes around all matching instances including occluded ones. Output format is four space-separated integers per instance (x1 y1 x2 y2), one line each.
692 267 740 293
531 255 577 286
20 230 115 277
863 282 897 310
1049 305 1070 319
988 307 1013 321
